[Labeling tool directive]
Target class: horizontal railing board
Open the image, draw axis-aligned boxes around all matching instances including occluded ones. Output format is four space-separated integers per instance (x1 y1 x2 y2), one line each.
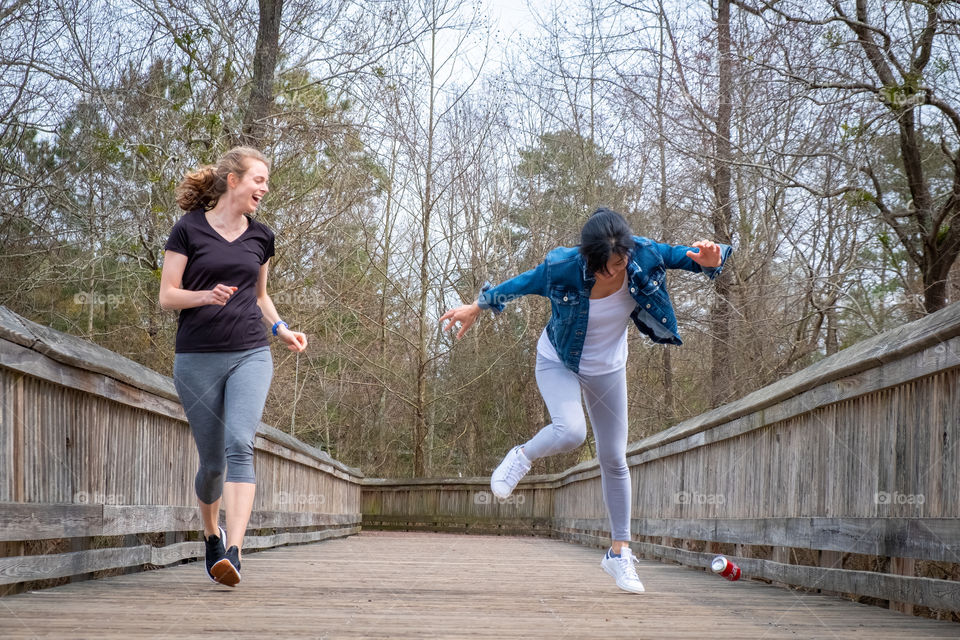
102 506 359 536
633 542 960 612
0 503 361 542
0 546 152 585
362 514 553 527
550 517 960 564
361 478 562 492
150 540 202 566
255 433 362 480
228 526 361 552
246 511 359 529
362 517 550 536
0 307 37 349
0 339 185 422
100 505 201 536
0 504 103 540
0 525 359 585
0 306 177 401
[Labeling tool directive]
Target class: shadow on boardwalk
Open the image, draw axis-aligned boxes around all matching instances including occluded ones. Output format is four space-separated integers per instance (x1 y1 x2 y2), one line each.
1 531 957 639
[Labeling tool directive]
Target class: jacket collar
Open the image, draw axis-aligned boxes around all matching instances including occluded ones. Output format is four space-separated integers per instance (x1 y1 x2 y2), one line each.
578 253 596 284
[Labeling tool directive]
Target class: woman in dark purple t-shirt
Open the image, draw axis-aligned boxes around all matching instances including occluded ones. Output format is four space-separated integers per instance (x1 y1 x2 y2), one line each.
159 146 307 587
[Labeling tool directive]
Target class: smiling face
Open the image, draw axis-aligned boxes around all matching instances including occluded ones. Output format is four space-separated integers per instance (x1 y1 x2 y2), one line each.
228 159 270 214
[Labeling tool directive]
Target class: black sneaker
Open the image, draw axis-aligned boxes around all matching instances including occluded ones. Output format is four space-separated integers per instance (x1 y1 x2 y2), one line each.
204 526 226 583
211 544 241 587
226 545 241 573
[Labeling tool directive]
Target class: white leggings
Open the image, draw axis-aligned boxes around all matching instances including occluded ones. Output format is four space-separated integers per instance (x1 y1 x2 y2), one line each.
523 354 632 541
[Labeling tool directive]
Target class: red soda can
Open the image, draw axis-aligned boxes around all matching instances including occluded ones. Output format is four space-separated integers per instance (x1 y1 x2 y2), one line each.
711 555 741 581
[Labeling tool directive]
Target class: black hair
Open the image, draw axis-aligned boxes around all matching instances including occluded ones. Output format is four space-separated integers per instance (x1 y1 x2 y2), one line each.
579 207 634 276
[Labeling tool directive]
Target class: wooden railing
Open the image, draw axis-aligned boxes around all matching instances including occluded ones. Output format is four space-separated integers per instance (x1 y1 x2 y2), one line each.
364 302 960 615
0 306 363 595
6 300 960 615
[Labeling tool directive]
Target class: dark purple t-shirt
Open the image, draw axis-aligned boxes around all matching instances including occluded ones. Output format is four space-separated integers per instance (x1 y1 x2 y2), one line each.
164 209 275 353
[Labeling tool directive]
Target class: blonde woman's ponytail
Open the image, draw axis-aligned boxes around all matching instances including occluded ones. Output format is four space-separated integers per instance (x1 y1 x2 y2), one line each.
174 147 269 211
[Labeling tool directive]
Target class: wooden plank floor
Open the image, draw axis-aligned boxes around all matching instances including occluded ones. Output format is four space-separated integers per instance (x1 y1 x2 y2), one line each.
1 531 957 639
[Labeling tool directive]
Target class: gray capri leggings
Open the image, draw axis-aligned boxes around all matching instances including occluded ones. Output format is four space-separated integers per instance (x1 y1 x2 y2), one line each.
523 354 632 541
173 347 273 504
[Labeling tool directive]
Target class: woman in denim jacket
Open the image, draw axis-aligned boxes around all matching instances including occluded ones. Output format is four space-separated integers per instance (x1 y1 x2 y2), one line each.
440 207 731 594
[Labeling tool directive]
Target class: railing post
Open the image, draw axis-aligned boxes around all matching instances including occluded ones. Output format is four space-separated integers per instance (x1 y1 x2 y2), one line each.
819 550 843 597
889 557 916 614
13 372 24 503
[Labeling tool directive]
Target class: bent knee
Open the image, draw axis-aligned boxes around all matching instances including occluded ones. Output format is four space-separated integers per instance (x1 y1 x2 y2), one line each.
195 466 225 503
599 456 630 478
224 436 255 460
555 421 587 451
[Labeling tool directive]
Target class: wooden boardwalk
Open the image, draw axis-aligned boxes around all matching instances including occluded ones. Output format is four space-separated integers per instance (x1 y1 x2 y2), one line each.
0 531 957 639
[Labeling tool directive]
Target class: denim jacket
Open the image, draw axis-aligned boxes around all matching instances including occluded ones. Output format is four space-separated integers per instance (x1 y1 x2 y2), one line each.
477 236 733 373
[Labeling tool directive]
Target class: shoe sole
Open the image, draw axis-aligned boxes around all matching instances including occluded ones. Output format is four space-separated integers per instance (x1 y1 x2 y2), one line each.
601 558 645 593
210 558 241 587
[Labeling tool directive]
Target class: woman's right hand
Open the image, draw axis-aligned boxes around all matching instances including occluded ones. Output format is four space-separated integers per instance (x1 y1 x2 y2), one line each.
202 284 238 306
439 302 481 339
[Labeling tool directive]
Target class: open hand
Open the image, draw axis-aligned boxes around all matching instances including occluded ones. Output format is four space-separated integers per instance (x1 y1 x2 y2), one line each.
686 241 722 268
439 302 481 339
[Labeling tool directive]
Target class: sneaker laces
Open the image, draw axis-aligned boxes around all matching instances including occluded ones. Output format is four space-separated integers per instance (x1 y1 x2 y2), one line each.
618 550 641 582
504 451 530 485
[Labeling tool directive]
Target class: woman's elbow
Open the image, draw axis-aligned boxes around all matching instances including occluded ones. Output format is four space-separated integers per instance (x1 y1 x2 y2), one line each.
158 288 176 311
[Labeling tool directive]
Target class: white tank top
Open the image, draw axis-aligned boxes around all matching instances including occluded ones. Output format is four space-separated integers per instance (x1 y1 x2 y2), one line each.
537 274 637 375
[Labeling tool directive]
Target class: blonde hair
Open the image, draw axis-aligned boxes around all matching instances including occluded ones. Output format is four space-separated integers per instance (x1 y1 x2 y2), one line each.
175 146 270 211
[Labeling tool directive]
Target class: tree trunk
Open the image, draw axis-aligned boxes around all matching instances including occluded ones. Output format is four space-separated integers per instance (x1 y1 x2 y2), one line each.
656 12 675 424
841 0 960 313
241 0 283 146
710 0 734 407
414 6 439 477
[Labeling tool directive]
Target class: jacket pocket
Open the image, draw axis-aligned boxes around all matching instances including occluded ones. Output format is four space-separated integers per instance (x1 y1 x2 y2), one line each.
640 265 666 296
549 286 581 327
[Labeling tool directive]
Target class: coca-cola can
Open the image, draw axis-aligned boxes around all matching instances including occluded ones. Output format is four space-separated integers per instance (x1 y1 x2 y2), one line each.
711 555 741 581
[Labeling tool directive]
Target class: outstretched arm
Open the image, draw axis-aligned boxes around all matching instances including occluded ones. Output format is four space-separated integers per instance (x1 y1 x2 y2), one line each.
654 239 732 278
440 258 550 339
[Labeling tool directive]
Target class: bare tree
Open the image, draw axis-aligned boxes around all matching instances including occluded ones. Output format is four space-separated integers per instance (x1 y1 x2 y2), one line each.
738 0 960 313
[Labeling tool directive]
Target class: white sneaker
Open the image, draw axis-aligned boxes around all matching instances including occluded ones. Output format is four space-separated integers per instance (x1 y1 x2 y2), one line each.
601 547 645 593
490 446 531 498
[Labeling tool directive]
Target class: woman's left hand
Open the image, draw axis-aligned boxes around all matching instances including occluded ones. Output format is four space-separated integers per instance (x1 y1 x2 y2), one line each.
686 240 722 268
279 326 308 352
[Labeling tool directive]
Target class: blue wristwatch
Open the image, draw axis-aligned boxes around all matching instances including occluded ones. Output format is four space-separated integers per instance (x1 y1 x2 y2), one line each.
272 320 289 336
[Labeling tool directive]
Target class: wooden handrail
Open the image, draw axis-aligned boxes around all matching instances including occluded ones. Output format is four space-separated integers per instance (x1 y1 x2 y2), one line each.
362 301 960 614
0 306 363 593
